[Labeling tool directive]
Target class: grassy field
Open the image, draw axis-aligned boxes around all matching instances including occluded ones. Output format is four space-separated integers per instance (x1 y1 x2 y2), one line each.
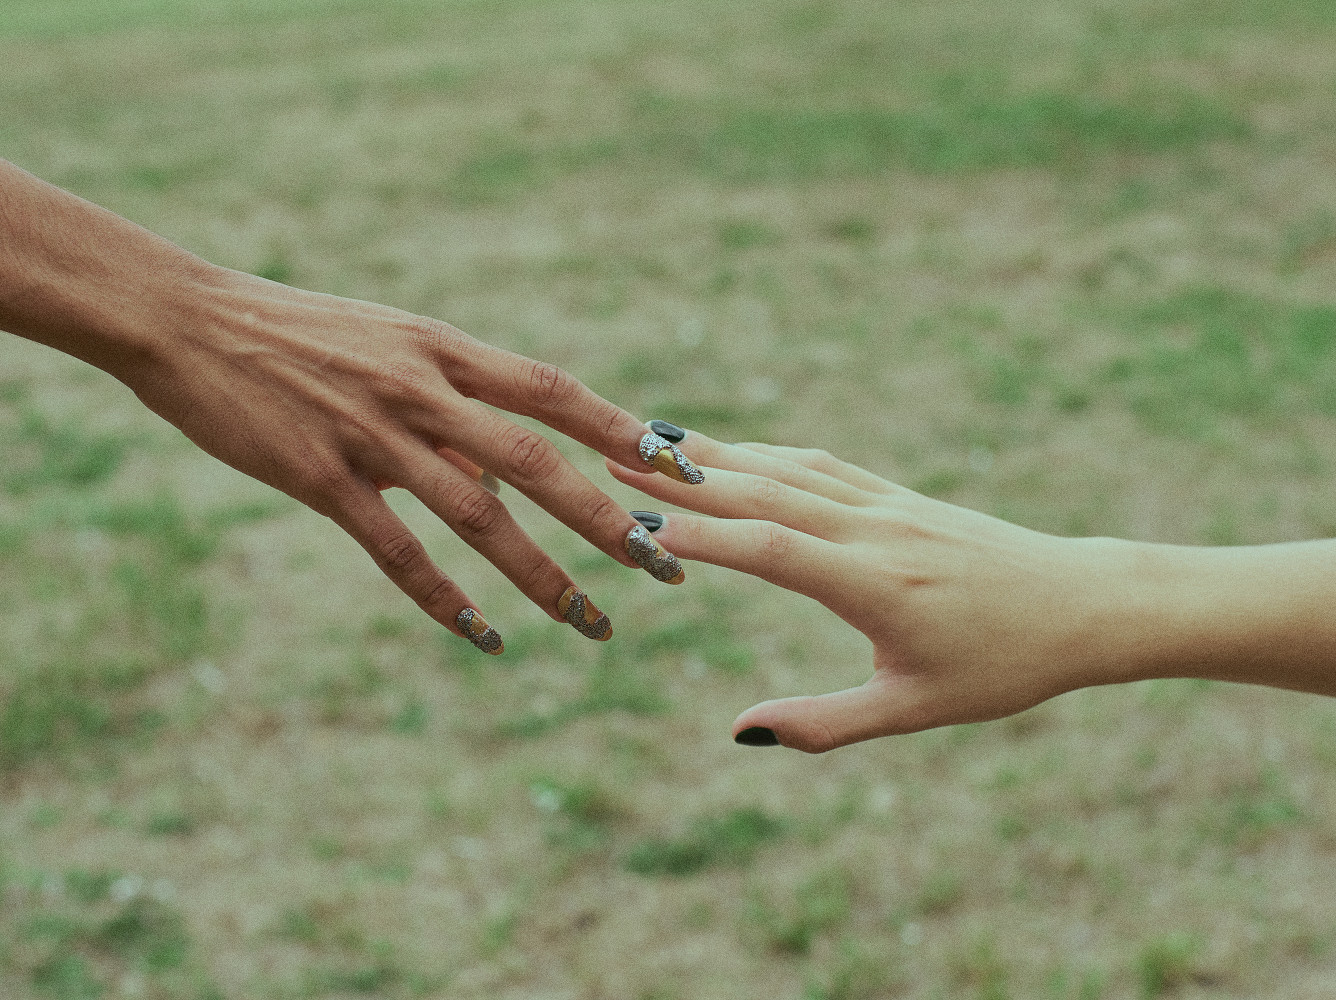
3 0 1336 997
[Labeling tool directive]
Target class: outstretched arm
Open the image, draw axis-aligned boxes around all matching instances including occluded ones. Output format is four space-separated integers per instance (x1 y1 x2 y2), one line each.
609 424 1336 751
0 160 701 653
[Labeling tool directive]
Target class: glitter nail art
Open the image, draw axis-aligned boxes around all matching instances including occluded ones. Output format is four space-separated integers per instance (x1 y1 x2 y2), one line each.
638 432 705 485
557 586 613 641
456 608 503 655
625 524 684 584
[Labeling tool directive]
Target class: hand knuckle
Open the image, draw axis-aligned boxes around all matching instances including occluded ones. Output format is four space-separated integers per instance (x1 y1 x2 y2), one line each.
418 574 457 613
502 427 560 480
379 531 427 573
526 361 574 406
299 457 351 506
755 522 793 559
596 401 625 441
583 494 620 534
374 359 434 403
405 317 459 356
451 488 503 536
748 477 784 510
517 557 554 594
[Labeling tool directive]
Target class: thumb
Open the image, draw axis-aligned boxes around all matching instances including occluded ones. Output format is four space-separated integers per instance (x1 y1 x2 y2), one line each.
731 673 923 753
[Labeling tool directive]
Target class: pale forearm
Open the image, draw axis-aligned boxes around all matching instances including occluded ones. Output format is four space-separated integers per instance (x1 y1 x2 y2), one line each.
0 158 210 380
1113 538 1336 696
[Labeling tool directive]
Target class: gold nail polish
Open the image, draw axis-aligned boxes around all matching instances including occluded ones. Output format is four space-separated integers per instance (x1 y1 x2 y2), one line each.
557 586 613 641
638 432 704 485
625 524 684 584
456 608 503 655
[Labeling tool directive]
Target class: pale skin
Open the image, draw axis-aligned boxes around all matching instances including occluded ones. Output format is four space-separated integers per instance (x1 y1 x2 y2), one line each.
0 159 696 647
608 431 1336 752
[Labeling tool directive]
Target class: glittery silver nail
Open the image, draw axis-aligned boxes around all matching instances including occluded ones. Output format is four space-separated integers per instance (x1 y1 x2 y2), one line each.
638 432 705 485
456 608 503 654
625 524 684 584
558 586 612 641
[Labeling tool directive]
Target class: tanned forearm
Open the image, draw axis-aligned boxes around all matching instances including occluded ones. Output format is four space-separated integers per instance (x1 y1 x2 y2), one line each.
0 158 214 381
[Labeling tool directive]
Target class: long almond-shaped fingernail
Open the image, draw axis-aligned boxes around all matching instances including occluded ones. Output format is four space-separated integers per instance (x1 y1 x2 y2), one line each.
639 432 704 484
557 586 613 641
625 523 684 584
456 608 503 655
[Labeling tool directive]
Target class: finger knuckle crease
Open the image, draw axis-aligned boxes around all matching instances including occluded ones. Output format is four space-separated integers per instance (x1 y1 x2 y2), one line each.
503 428 559 480
419 575 456 612
749 477 784 509
452 489 503 536
380 532 426 573
584 495 619 533
756 523 793 558
527 361 572 406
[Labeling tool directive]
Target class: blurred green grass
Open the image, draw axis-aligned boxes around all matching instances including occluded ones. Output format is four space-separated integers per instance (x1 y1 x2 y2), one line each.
3 0 1336 997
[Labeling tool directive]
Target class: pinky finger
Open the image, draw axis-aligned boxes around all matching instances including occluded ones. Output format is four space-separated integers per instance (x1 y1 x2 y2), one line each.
328 484 504 655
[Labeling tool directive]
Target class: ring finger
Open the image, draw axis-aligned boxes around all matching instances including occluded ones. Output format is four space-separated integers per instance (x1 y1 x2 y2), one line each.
605 459 855 543
668 429 881 507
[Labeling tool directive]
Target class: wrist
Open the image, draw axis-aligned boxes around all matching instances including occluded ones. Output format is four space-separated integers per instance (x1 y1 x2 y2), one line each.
1078 537 1336 695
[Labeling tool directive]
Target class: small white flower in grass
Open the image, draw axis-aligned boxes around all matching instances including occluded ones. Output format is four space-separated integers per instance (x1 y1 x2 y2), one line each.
110 875 143 904
119 972 145 997
901 921 923 946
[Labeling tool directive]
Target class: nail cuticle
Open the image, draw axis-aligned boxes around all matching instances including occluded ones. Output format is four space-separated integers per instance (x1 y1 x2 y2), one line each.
734 726 779 747
647 419 687 443
456 608 503 655
625 523 684 584
557 586 613 641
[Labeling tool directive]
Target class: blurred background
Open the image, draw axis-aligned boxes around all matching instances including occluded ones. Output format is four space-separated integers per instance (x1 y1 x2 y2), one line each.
2 0 1335 997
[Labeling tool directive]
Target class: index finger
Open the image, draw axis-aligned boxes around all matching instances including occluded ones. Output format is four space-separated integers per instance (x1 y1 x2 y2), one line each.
441 338 704 485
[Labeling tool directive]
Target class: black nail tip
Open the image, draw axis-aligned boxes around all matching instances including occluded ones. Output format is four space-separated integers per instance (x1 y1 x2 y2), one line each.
630 511 665 533
648 419 687 443
734 726 779 747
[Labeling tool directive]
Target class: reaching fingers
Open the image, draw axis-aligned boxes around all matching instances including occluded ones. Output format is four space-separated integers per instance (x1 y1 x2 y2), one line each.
443 403 688 585
628 511 848 602
324 481 504 655
731 673 926 753
393 445 613 639
732 442 897 495
440 336 703 485
666 428 879 507
606 459 855 543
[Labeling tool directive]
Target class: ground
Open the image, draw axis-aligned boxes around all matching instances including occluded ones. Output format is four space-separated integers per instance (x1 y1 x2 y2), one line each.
2 0 1335 997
